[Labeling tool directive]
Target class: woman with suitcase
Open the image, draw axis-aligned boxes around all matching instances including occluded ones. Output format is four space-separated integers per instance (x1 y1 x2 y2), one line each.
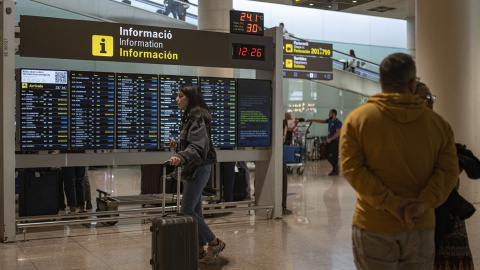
168 84 226 264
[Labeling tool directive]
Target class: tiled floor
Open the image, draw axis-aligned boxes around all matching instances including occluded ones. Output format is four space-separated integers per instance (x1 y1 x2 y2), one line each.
4 161 480 269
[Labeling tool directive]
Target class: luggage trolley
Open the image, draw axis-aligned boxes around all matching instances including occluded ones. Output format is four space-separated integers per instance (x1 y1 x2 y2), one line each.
95 162 182 225
283 121 312 175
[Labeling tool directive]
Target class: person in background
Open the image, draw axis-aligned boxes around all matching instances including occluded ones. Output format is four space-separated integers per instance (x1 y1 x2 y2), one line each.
283 112 295 145
307 109 342 176
279 22 290 39
163 0 178 19
415 82 475 270
177 0 189 21
340 53 458 269
83 166 92 210
237 161 251 200
346 49 357 73
168 84 225 264
61 166 87 214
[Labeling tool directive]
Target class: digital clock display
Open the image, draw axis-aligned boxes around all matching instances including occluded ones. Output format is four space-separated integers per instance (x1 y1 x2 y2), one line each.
230 10 264 36
232 43 265 61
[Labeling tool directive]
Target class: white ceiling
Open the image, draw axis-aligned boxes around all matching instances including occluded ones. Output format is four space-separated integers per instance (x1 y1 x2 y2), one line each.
251 0 415 20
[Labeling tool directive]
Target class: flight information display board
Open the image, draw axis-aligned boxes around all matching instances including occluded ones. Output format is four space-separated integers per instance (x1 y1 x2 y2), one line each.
237 79 271 147
19 69 69 150
116 73 159 149
70 71 115 149
159 75 198 149
200 77 236 147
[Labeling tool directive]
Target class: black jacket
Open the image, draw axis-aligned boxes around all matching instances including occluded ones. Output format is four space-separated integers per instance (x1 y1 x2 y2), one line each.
173 116 216 181
434 143 479 248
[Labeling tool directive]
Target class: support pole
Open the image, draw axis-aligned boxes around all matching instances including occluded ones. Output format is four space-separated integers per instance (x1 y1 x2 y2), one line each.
0 0 17 242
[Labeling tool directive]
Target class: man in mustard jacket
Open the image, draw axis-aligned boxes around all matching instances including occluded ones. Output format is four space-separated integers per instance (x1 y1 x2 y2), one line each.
340 53 458 270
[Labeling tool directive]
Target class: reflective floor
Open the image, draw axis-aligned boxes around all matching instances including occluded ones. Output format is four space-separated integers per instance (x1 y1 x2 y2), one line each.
3 161 480 269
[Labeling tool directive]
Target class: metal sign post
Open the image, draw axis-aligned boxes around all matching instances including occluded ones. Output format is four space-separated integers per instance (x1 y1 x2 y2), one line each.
0 0 17 242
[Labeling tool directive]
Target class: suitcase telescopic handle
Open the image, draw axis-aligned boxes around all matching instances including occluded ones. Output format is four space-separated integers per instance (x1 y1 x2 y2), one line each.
161 161 182 216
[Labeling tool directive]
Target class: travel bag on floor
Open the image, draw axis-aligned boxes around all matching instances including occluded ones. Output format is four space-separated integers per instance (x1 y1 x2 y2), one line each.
150 162 198 270
18 169 61 216
233 167 247 201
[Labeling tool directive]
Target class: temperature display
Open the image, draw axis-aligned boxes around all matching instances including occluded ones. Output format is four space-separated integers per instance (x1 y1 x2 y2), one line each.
230 10 264 36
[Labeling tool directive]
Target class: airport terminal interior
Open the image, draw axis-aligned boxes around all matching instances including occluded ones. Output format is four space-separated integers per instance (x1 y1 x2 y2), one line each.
2 0 480 269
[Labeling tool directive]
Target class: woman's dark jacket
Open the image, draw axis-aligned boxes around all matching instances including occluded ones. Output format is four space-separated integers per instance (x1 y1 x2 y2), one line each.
434 144 479 248
172 116 216 180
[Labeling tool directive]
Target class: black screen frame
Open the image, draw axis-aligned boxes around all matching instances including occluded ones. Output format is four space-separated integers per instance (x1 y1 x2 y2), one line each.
236 78 272 147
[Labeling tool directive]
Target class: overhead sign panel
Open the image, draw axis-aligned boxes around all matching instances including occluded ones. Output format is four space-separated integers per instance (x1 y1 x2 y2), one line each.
19 16 273 70
283 40 332 57
283 55 332 72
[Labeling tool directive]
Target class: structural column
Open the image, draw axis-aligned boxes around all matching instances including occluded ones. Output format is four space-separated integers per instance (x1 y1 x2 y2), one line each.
406 16 415 58
197 0 233 78
416 0 480 202
197 0 283 218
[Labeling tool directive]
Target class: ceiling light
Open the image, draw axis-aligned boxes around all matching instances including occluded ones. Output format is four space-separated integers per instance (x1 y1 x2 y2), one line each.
309 3 314 5
353 0 357 2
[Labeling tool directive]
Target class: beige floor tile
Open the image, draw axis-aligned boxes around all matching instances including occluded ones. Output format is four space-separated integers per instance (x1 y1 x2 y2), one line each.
29 253 111 270
6 161 480 269
0 259 38 270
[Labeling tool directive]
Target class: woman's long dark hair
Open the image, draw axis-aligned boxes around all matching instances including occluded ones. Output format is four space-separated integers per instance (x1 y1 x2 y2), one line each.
178 84 212 125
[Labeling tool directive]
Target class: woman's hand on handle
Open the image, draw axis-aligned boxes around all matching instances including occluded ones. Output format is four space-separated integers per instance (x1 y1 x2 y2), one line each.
168 138 177 151
169 156 181 166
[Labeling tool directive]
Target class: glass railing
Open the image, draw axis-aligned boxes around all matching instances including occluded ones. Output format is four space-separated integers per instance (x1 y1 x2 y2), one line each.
114 0 198 24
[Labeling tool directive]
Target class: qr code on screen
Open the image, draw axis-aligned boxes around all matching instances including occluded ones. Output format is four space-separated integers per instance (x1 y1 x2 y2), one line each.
55 71 67 84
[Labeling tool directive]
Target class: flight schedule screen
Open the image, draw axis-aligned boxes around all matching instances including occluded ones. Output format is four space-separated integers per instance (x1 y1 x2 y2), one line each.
70 71 115 149
116 73 159 149
237 79 271 147
19 69 69 150
159 76 198 148
200 77 236 147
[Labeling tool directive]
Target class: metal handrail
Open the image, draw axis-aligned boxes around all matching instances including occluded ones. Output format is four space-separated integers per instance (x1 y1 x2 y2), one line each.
15 200 273 224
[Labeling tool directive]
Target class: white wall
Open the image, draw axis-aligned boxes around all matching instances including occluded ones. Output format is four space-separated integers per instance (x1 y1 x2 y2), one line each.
233 0 406 49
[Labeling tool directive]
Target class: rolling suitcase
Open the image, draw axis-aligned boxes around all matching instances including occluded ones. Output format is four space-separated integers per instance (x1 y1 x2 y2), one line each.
18 169 61 216
233 167 247 201
150 163 198 270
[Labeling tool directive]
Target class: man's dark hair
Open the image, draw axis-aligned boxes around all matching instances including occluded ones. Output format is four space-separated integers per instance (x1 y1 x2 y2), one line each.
380 53 416 89
330 109 337 116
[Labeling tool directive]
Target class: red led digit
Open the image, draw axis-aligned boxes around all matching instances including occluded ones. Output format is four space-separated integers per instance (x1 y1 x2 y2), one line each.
241 46 247 56
240 12 245 21
246 13 252 21
247 23 252 32
252 24 258 33
257 48 262 57
254 14 258 22
251 48 256 57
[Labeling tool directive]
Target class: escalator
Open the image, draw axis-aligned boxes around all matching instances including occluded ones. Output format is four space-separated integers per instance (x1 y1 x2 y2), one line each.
30 0 197 30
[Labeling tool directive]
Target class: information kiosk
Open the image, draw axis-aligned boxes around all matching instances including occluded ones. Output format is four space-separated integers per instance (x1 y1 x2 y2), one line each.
1 10 284 241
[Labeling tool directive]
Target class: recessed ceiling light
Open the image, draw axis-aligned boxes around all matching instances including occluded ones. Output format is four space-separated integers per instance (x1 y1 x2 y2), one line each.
309 3 314 5
353 0 357 2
